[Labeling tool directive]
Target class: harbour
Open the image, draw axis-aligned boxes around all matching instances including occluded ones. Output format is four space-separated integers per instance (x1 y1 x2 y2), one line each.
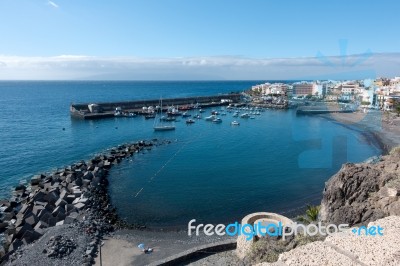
70 93 242 119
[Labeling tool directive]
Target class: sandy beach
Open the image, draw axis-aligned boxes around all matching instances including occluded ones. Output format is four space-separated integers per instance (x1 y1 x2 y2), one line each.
94 229 235 266
318 110 400 154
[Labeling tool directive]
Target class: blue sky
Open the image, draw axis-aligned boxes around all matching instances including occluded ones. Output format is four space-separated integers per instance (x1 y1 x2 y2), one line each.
0 0 399 79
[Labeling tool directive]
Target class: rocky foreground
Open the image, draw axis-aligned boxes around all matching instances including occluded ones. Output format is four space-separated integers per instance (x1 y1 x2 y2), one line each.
320 147 400 226
0 139 169 265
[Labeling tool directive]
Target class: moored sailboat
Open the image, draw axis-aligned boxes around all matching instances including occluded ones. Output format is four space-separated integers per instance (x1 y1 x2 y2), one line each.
154 98 175 131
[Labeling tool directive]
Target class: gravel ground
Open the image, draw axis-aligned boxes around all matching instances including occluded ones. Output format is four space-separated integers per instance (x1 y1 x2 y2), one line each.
187 250 249 266
96 229 235 266
5 223 91 266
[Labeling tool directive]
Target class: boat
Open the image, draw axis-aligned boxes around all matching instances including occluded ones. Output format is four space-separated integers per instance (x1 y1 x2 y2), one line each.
199 109 205 113
221 113 227 116
114 107 123 117
179 105 193 111
205 115 216 121
182 112 191 117
186 119 195 124
212 117 222 123
122 112 136 117
160 116 176 122
250 116 255 119
240 113 250 118
145 114 156 119
194 114 202 119
231 121 240 125
233 113 238 117
154 98 175 131
211 110 219 115
167 107 182 116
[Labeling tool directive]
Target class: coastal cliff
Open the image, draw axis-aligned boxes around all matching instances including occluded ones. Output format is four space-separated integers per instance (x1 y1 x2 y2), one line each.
320 147 400 226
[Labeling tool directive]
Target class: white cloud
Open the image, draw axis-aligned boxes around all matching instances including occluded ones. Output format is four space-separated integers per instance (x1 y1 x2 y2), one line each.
0 53 399 80
47 1 59 8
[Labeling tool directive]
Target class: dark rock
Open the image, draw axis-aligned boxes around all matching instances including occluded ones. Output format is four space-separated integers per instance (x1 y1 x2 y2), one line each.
15 223 33 238
24 213 38 226
0 222 8 231
320 152 400 226
44 190 60 205
15 184 26 191
32 205 44 216
66 195 76 204
30 175 42 186
33 228 44 238
83 171 94 181
21 230 35 244
34 221 49 230
38 209 51 220
55 198 67 208
32 191 46 202
9 239 23 252
2 211 14 221
74 177 83 186
52 206 65 217
0 246 5 257
65 204 76 213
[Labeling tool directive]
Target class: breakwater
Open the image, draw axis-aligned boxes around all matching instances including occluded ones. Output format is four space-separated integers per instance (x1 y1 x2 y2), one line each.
0 139 168 263
70 93 241 119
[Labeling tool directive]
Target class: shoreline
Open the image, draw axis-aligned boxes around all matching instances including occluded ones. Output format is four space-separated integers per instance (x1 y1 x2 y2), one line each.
316 110 400 155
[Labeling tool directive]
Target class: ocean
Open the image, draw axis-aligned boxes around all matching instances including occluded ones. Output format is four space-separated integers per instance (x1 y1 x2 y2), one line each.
0 81 381 228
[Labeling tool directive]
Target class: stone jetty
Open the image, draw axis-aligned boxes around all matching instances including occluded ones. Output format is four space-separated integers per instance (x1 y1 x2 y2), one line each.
70 93 241 119
0 139 168 264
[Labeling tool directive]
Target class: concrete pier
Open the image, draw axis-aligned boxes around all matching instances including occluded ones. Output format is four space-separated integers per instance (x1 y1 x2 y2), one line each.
70 94 241 119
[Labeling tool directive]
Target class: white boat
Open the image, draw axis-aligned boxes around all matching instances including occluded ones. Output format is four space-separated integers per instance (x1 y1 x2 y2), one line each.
182 112 191 117
167 106 182 116
240 113 250 118
233 113 238 117
231 121 240 125
250 116 255 119
114 107 123 116
154 98 175 131
154 125 175 131
205 115 216 121
212 117 222 123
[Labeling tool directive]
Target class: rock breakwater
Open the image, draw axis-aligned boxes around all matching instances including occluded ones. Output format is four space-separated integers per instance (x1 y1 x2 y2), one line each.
0 139 169 264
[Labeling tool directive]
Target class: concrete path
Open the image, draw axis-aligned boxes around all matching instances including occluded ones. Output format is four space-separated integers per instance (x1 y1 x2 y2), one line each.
258 216 400 266
94 229 232 266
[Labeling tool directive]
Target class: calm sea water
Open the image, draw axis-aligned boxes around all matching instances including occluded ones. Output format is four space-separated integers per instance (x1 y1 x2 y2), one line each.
0 81 381 228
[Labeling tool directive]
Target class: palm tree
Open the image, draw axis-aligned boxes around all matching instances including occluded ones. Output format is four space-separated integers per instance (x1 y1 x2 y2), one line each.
305 205 320 222
296 205 320 224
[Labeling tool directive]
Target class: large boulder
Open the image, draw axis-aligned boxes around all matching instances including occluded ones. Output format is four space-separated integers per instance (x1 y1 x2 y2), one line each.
320 151 400 226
